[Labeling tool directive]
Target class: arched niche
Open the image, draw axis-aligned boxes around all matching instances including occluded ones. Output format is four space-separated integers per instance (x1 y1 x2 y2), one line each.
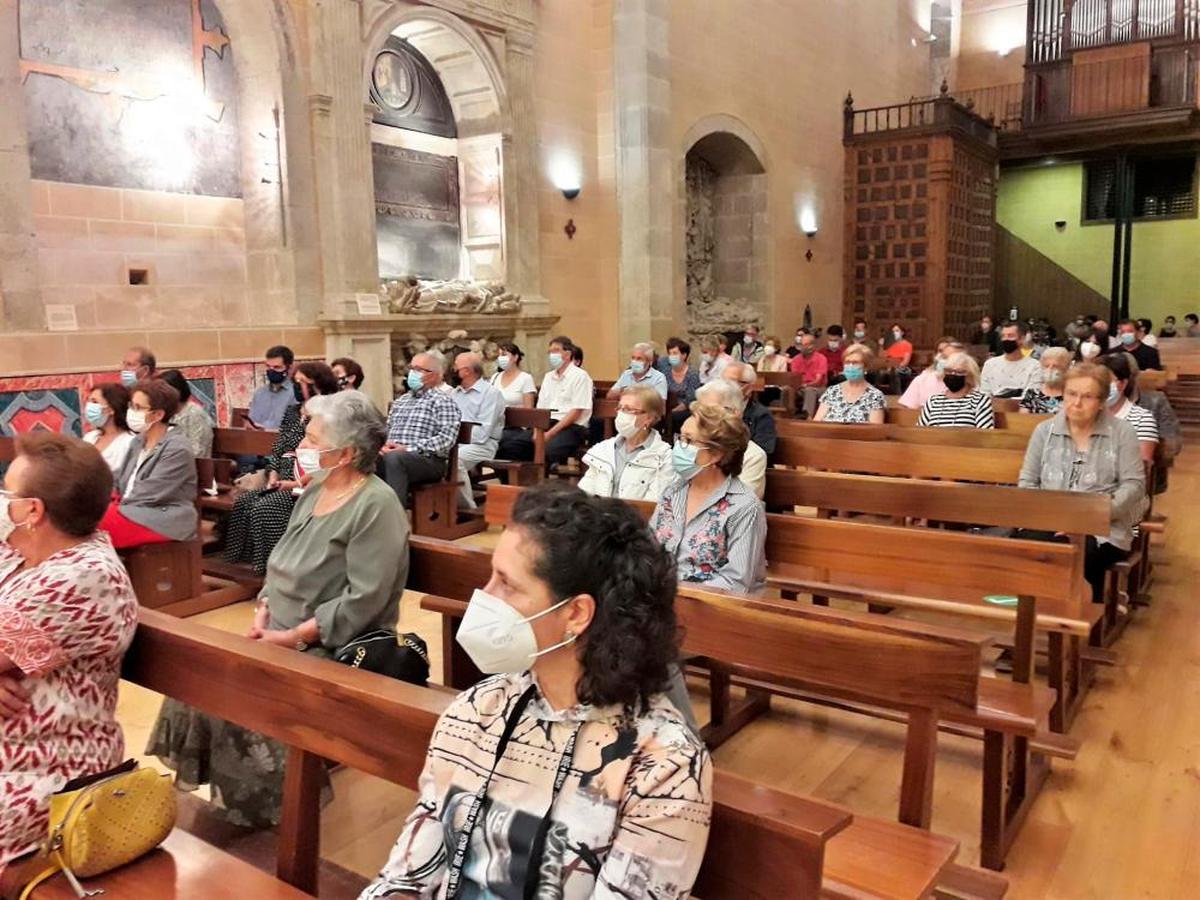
680 116 771 340
362 4 510 285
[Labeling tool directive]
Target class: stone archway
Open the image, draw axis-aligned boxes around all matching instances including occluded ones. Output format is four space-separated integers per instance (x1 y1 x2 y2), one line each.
681 117 770 341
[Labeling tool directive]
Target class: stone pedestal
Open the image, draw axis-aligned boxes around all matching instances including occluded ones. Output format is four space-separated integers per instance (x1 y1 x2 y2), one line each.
321 309 559 411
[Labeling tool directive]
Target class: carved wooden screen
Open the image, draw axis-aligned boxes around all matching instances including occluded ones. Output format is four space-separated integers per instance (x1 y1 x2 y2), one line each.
941 144 996 338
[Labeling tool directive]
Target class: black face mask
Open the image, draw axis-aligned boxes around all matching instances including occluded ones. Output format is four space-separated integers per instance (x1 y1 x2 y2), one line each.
943 373 967 393
293 382 307 404
1000 339 1020 354
266 368 287 385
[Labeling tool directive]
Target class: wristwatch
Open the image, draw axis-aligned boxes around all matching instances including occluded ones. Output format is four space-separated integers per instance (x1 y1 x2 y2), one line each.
294 638 309 652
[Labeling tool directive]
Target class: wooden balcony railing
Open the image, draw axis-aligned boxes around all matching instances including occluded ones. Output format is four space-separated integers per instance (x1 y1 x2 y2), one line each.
842 86 999 145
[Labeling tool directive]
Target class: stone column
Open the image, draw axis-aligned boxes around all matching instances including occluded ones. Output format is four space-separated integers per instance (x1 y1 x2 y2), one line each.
0 0 43 331
307 0 380 314
612 0 674 353
502 30 545 308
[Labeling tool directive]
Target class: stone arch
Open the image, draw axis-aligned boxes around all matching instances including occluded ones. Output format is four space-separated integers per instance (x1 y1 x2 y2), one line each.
361 3 513 283
362 4 509 138
680 116 771 341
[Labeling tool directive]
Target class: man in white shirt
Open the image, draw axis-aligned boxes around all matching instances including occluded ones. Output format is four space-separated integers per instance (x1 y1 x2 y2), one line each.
497 335 593 465
451 352 505 509
607 342 669 400
980 322 1041 397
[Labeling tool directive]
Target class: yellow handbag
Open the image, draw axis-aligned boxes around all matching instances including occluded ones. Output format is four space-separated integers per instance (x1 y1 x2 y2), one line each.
18 760 177 899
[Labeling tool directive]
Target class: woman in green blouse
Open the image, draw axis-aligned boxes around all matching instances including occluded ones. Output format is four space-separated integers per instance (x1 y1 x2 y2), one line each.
148 390 409 826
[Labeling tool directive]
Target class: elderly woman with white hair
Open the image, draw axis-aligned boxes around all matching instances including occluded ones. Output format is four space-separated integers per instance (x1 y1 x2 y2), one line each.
1020 346 1071 414
607 341 669 400
579 384 674 501
693 378 766 498
148 390 410 828
917 351 995 428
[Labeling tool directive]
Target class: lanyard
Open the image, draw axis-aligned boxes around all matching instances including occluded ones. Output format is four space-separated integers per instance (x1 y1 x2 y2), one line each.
446 685 582 900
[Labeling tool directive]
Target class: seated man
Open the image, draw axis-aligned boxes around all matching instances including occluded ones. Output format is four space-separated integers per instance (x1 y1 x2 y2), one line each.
694 378 766 498
788 331 829 417
451 352 504 509
377 350 462 502
497 336 593 466
607 341 668 400
722 361 777 458
980 322 1041 397
246 344 298 430
1116 318 1163 371
119 345 156 389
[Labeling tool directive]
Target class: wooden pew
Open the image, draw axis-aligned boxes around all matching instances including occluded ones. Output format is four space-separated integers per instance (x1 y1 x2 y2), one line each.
409 422 487 541
885 406 1043 430
406 535 1019 880
477 406 552 486
87 609 956 900
756 370 801 415
776 419 1032 451
775 435 1028 484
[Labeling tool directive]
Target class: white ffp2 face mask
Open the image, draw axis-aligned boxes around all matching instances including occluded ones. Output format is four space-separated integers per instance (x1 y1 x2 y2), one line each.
456 588 577 674
0 496 31 543
614 410 640 440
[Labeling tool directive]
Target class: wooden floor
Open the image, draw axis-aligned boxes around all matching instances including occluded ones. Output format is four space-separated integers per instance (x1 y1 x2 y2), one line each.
118 445 1200 898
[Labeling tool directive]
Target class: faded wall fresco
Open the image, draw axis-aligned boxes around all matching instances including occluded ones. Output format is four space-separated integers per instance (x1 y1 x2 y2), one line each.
19 0 242 197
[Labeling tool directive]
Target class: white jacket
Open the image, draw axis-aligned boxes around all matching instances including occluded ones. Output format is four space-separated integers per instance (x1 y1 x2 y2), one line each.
578 431 675 501
740 440 766 499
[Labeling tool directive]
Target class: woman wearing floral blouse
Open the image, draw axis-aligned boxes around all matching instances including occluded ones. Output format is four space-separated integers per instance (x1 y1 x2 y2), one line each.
361 485 711 899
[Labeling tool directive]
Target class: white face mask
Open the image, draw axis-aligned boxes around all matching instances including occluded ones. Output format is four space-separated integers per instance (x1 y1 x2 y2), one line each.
0 495 31 543
126 409 150 434
1080 342 1101 360
295 448 322 475
763 345 777 357
615 410 641 440
456 588 577 674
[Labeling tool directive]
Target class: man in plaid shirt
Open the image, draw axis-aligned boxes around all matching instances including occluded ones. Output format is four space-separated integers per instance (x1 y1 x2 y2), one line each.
376 349 462 502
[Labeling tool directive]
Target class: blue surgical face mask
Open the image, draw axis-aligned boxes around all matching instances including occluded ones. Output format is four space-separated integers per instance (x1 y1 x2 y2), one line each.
843 364 865 382
1108 383 1120 405
120 370 138 388
1120 332 1136 346
668 354 683 368
496 355 511 371
853 329 866 340
630 360 646 375
85 402 109 428
548 352 564 369
671 440 704 479
407 370 425 392
935 358 947 374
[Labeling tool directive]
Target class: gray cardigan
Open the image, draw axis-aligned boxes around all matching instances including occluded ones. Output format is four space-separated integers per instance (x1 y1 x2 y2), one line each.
115 430 198 541
1019 411 1147 550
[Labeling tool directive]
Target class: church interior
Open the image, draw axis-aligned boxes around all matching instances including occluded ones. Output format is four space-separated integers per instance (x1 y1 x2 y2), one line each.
1 0 1200 897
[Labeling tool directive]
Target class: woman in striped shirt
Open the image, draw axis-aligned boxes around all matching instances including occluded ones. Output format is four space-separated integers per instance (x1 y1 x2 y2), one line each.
1101 352 1159 464
917 352 995 429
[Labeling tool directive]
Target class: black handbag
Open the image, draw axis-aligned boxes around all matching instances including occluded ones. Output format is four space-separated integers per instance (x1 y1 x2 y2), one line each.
335 630 430 685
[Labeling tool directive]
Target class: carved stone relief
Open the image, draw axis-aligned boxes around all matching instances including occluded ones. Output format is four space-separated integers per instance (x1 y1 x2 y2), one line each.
381 277 521 314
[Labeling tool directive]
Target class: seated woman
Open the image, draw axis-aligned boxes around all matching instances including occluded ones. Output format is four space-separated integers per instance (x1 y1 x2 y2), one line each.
917 352 995 428
650 403 766 592
223 361 340 573
664 336 702 432
1020 347 1070 414
898 336 960 409
362 484 711 899
579 385 674 501
0 434 138 895
159 369 213 459
489 341 537 408
101 379 197 549
1019 362 1146 603
814 344 887 424
331 356 365 391
149 390 408 827
82 382 135 473
1101 352 1159 466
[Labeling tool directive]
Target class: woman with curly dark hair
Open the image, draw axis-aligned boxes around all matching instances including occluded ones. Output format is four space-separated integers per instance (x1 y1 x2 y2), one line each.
362 484 713 900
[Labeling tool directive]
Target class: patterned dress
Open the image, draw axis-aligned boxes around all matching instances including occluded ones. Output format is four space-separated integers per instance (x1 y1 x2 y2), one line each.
360 672 712 899
223 405 306 573
0 534 138 868
816 381 887 424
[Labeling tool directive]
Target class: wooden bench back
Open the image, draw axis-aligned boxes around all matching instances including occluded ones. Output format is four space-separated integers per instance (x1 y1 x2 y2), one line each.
776 420 1031 450
212 426 277 458
774 435 1026 484
408 536 983 715
765 469 1110 537
481 484 1085 621
126 609 853 898
886 406 1023 428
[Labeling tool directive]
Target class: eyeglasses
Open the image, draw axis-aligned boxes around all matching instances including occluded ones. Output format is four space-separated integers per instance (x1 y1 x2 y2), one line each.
617 405 645 416
1064 389 1102 402
410 366 433 376
677 434 715 450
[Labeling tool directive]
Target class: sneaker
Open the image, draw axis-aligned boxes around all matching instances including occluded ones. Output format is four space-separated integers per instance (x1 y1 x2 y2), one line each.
994 650 1014 675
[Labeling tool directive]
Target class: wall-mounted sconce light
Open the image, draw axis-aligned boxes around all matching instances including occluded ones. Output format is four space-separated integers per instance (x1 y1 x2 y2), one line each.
1054 220 1067 231
799 208 819 238
561 186 580 201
